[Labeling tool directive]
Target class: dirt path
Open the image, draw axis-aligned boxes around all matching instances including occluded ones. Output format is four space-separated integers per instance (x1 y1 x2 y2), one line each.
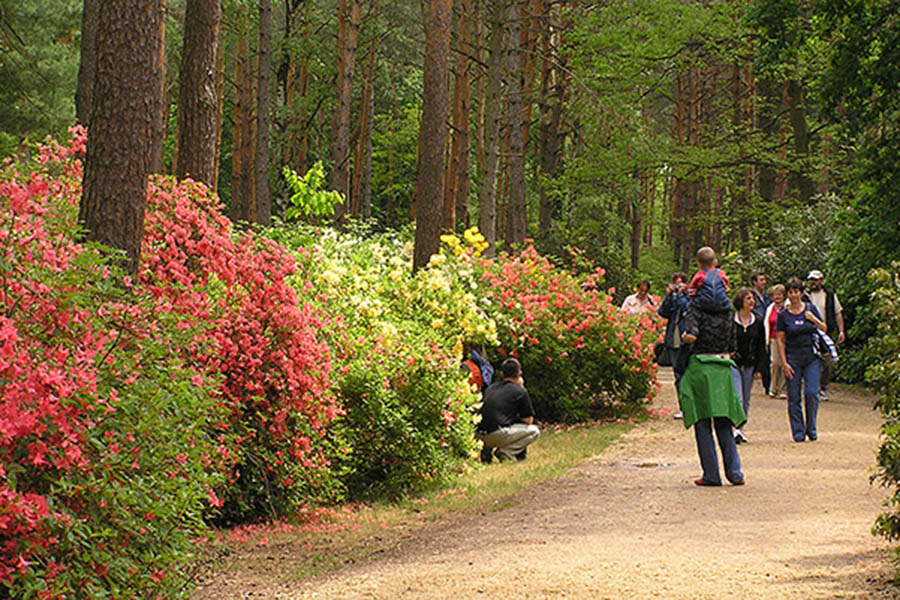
198 375 897 599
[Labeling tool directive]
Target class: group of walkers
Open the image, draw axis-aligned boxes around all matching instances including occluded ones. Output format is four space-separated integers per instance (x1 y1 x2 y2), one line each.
638 247 845 486
468 249 846 478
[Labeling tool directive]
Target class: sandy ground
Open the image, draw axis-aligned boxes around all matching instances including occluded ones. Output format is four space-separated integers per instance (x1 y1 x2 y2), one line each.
196 373 898 599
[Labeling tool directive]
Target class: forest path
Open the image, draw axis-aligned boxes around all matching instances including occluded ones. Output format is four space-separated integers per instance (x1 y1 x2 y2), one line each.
198 375 896 599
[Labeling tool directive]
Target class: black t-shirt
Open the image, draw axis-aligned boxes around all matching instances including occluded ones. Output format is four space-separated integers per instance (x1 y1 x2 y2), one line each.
478 380 535 433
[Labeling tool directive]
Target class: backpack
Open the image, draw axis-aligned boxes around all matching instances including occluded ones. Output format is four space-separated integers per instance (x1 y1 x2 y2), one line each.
463 359 483 391
693 268 731 312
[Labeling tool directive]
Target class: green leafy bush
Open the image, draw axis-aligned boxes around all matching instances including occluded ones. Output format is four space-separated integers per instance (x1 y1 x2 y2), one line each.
867 263 900 559
271 224 487 500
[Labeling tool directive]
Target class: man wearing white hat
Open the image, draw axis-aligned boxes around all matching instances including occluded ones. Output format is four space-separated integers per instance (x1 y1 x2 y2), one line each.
804 270 845 401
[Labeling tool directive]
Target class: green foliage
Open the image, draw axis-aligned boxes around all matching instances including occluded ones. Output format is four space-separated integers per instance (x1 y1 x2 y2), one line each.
814 1 900 383
269 224 487 500
283 162 344 220
716 194 841 288
0 0 81 156
866 263 900 558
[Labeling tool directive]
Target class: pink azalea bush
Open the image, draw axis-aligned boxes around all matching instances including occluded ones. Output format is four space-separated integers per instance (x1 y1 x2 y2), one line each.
141 176 339 522
0 129 225 598
442 240 661 422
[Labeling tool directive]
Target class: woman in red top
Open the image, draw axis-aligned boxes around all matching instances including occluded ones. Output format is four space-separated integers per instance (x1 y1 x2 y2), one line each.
763 284 786 398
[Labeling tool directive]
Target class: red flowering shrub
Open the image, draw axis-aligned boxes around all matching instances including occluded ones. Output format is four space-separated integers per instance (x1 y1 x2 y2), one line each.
0 130 225 598
141 176 339 522
474 244 661 422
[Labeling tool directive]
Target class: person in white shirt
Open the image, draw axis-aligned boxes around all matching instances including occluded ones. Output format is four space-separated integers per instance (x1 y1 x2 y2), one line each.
621 279 654 315
803 270 845 401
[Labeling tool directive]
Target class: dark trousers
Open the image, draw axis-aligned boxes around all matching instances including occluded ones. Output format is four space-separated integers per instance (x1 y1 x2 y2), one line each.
760 359 771 395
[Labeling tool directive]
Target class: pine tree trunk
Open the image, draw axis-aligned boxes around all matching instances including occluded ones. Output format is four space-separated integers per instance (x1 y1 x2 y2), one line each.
478 0 505 258
413 0 453 272
75 0 100 127
331 0 362 224
473 4 486 210
80 0 163 275
175 0 221 187
629 198 641 269
757 77 779 206
213 16 225 194
151 0 167 174
446 0 472 232
353 12 378 219
537 0 562 240
231 8 254 223
787 78 814 203
504 0 527 246
256 0 273 225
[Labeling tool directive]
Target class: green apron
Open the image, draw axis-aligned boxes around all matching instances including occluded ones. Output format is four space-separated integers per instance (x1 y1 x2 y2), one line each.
678 354 747 429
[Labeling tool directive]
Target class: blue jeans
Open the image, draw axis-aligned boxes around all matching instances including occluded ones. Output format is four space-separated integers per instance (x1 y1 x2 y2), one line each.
732 366 754 421
785 353 821 441
694 417 743 485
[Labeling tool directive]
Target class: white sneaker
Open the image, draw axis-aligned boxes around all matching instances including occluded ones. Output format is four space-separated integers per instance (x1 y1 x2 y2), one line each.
674 411 683 420
734 430 749 444
819 390 829 402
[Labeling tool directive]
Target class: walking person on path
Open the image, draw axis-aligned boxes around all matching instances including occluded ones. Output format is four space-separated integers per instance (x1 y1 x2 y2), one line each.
763 284 787 398
731 287 767 444
777 277 827 442
802 269 845 401
750 272 771 394
678 300 746 487
658 271 690 419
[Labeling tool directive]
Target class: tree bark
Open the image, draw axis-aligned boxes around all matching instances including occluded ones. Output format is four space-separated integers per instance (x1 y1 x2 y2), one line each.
231 7 255 222
80 0 163 275
175 0 221 187
629 198 641 269
256 0 273 225
537 0 563 240
504 1 527 246
330 0 362 224
151 0 167 174
446 0 473 231
478 0 505 258
786 78 814 203
757 77 779 206
353 7 378 219
75 0 100 127
213 16 225 194
413 0 453 272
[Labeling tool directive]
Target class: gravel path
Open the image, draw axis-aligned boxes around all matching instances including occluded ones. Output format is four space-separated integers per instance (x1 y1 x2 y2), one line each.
198 374 897 599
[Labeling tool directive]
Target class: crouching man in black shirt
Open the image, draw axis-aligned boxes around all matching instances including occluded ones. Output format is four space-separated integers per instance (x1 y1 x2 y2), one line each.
477 358 540 463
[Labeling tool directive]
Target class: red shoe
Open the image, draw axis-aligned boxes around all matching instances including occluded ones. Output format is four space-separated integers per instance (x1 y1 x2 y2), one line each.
730 478 745 486
694 478 721 487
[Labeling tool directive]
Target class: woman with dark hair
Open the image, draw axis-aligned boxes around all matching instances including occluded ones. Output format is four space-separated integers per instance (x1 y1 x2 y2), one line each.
776 277 827 442
732 287 767 443
621 279 654 315
764 284 787 398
